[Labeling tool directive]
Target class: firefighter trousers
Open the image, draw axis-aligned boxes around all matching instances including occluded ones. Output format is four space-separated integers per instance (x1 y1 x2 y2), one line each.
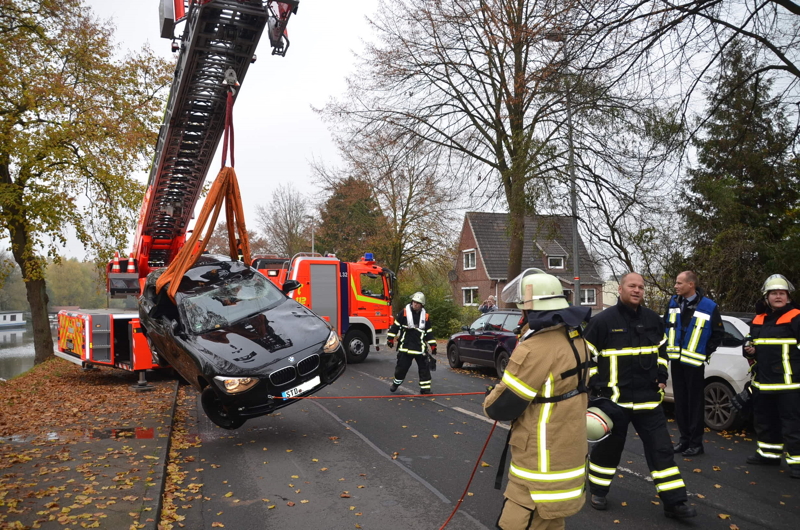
588 404 688 506
394 352 431 391
672 362 705 448
497 500 564 530
752 391 800 466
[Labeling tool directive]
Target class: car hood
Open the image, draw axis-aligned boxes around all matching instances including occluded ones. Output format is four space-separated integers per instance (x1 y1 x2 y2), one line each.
191 298 331 374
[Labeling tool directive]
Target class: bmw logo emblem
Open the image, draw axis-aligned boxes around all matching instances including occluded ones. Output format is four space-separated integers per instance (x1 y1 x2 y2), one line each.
288 356 295 363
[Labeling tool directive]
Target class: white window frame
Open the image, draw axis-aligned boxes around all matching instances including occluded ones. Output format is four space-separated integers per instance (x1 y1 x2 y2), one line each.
462 249 476 270
581 288 597 306
462 287 479 306
548 256 565 269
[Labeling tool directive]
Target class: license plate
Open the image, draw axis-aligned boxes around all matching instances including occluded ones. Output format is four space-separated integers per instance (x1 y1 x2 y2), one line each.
281 376 321 399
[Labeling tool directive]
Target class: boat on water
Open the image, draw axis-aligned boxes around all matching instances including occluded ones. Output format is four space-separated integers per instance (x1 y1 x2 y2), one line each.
0 311 26 328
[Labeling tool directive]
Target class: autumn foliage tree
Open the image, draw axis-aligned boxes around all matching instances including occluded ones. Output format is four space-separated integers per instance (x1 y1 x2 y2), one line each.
0 0 173 364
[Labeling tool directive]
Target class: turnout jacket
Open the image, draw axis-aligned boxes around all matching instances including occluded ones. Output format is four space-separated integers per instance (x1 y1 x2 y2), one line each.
747 305 800 393
387 305 435 355
585 300 669 409
484 317 589 519
663 290 723 366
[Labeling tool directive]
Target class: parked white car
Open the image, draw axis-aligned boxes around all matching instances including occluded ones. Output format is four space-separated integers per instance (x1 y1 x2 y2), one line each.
664 314 752 431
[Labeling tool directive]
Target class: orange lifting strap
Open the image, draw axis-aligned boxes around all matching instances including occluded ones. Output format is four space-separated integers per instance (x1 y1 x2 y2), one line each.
156 91 251 303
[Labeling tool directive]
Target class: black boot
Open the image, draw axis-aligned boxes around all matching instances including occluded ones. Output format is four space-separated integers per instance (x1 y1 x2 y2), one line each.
590 495 607 510
673 442 688 453
390 383 399 392
746 453 781 466
791 466 800 479
420 388 431 394
664 502 697 519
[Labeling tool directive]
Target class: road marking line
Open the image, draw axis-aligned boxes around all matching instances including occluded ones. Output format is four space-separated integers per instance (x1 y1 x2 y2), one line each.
452 407 510 430
311 400 491 530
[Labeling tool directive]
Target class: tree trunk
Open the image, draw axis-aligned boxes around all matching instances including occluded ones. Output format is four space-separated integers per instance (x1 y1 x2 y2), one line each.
26 277 54 364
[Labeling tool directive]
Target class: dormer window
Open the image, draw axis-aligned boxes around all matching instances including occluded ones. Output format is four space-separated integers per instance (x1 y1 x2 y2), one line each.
548 256 564 269
463 249 476 270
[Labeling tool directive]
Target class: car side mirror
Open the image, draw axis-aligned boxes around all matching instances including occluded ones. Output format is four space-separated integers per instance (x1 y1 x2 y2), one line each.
723 336 745 348
282 279 301 293
461 326 470 332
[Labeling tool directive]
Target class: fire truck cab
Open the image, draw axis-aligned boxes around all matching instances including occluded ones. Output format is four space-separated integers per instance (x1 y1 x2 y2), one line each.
254 253 395 363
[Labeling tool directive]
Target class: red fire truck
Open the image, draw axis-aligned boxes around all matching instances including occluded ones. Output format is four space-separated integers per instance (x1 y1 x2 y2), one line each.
252 253 395 363
56 0 299 378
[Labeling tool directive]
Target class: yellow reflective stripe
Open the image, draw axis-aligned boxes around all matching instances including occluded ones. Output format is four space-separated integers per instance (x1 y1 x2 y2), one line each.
588 475 612 486
758 441 784 450
510 463 586 482
757 448 782 458
786 455 800 464
529 486 584 502
585 340 599 357
658 333 668 347
600 346 660 356
657 357 669 367
752 382 800 391
783 345 793 384
539 375 554 471
667 309 678 349
350 277 390 305
609 356 620 403
502 371 538 400
680 350 706 361
651 467 679 479
752 338 797 345
679 357 704 367
588 366 598 378
616 401 661 410
589 462 616 475
656 479 685 492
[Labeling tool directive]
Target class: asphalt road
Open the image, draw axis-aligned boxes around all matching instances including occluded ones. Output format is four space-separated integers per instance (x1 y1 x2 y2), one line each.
179 351 800 530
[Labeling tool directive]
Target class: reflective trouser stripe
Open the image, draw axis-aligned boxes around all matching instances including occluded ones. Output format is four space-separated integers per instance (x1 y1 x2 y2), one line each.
529 486 584 502
756 440 783 459
786 454 800 465
651 466 679 479
757 449 783 459
419 380 431 389
393 378 402 384
656 479 686 492
588 462 615 487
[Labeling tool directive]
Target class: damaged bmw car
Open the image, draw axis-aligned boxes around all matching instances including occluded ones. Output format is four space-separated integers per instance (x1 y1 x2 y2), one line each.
138 255 347 429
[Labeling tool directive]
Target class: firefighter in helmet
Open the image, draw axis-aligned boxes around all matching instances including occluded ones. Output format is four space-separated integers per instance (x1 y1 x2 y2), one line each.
387 292 436 394
743 274 800 478
484 269 591 529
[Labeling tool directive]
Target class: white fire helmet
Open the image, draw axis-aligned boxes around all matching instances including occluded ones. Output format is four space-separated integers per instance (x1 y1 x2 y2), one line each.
501 268 568 311
586 406 613 442
411 292 426 306
762 274 794 296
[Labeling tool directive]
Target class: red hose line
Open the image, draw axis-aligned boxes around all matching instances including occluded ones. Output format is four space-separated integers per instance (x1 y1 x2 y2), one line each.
285 392 485 400
439 420 499 529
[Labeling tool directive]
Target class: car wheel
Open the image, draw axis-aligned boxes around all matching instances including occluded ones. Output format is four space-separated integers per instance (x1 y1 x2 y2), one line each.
704 380 744 431
201 387 245 430
447 344 463 369
344 329 370 364
495 350 510 379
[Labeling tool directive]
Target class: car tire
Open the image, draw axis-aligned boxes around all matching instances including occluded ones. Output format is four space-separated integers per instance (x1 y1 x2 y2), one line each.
704 380 744 431
495 350 510 379
201 387 245 430
344 329 370 364
447 344 463 369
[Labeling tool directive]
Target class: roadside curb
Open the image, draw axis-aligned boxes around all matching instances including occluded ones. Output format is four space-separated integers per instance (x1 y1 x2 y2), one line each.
148 379 181 530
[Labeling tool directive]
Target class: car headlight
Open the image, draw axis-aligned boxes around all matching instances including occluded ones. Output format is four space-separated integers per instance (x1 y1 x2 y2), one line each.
323 330 341 353
214 376 258 394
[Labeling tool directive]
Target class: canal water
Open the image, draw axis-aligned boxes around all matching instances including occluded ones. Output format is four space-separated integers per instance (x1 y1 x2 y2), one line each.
0 323 54 381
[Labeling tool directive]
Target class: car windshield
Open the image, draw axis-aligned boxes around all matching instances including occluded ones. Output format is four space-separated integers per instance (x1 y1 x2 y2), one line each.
180 274 285 334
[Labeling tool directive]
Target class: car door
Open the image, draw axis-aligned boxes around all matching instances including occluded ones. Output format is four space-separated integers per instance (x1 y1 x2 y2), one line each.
458 314 490 361
473 312 508 364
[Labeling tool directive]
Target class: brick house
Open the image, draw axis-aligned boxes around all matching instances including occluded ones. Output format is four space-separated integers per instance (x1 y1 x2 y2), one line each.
450 212 604 312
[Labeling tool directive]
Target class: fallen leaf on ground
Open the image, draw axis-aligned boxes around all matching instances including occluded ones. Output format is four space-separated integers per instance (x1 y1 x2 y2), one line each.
693 468 702 473
481 462 491 467
718 514 731 519
287 501 295 507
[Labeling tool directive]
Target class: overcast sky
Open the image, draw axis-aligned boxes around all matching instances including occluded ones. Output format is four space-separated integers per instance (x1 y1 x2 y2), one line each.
78 0 379 257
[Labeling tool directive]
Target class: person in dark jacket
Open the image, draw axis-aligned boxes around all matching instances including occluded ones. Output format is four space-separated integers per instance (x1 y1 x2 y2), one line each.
387 292 436 394
585 273 696 519
664 271 724 456
743 274 800 478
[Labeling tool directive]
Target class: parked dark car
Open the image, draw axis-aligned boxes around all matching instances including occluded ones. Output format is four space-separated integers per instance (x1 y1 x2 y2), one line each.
138 255 346 429
447 310 523 377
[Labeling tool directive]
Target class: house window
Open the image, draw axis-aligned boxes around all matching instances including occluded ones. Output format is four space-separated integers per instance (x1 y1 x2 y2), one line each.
9 314 16 322
581 288 597 306
462 287 479 306
463 249 476 270
548 256 564 269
